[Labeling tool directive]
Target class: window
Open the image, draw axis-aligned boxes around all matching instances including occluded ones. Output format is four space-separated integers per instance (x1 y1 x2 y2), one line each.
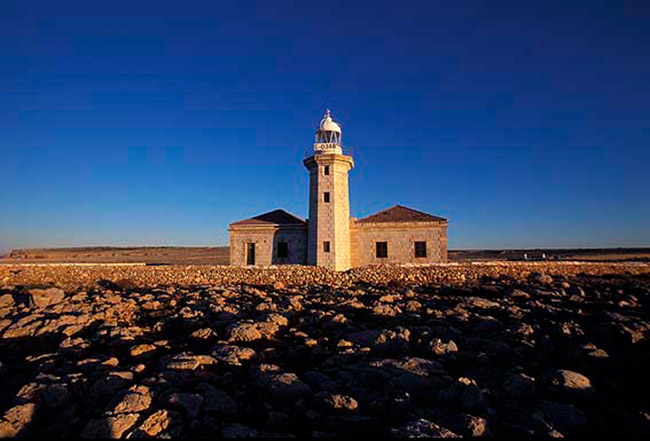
415 241 427 258
324 192 330 203
324 165 330 175
277 242 289 258
376 241 388 258
323 241 330 253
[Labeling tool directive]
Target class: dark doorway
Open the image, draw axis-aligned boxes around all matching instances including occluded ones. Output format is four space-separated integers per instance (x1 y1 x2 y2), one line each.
277 242 289 258
246 243 256 265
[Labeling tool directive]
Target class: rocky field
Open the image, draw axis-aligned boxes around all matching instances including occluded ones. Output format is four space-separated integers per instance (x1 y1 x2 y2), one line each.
1 263 650 438
4 246 650 265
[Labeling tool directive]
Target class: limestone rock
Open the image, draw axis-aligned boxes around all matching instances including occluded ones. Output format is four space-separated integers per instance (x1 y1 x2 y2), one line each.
168 393 203 419
163 353 217 371
536 401 587 433
198 383 237 416
0 403 36 437
391 419 459 438
311 392 358 414
81 413 139 438
503 373 536 400
227 322 262 342
268 373 312 399
0 294 14 308
212 345 256 366
112 385 152 414
25 287 66 309
139 409 171 437
130 344 157 358
540 369 595 401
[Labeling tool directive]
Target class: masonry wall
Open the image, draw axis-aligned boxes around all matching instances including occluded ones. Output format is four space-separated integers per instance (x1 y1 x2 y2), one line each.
229 225 307 266
350 221 448 267
305 153 354 271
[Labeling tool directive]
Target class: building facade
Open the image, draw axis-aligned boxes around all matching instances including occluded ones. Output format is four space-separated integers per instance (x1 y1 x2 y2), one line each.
229 110 448 270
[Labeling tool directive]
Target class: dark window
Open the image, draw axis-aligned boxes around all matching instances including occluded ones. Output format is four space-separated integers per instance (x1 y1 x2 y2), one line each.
376 241 388 258
277 242 289 258
324 165 330 175
246 243 256 265
415 241 427 258
323 241 330 252
324 192 330 202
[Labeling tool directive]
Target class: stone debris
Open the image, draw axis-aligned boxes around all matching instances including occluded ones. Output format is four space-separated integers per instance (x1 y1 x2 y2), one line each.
0 263 649 438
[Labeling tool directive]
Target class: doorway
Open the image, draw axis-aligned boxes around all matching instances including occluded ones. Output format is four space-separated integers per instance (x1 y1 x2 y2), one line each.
246 243 256 265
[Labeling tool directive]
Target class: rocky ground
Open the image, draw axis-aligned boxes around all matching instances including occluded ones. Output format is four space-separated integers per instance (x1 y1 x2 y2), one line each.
1 263 650 438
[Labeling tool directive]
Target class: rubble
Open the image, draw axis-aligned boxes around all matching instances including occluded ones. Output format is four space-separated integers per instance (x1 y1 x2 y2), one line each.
0 264 649 437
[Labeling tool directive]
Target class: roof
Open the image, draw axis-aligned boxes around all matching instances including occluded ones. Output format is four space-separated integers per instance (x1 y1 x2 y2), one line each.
230 209 306 227
356 205 447 224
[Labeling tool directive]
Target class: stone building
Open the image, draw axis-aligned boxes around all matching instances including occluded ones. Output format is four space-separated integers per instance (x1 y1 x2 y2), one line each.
229 110 448 270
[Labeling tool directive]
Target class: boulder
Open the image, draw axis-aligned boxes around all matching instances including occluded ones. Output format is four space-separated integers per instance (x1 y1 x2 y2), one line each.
130 344 157 358
0 294 15 308
227 322 263 342
0 403 36 437
163 353 217 371
391 419 459 438
503 373 536 400
24 287 65 309
222 423 258 438
540 369 595 401
198 383 237 416
112 385 152 414
212 345 256 366
268 373 312 399
139 409 171 437
81 413 139 438
440 413 489 437
529 273 554 285
311 392 358 414
168 393 203 419
536 401 587 433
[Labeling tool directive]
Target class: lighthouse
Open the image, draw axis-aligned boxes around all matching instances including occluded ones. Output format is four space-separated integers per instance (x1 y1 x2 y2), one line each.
229 110 447 269
303 110 354 271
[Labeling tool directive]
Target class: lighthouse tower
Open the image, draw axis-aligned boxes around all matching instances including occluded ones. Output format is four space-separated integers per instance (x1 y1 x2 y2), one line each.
303 110 354 271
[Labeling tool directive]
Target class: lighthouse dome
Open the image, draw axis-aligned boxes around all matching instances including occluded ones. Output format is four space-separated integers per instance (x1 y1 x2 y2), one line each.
319 110 341 133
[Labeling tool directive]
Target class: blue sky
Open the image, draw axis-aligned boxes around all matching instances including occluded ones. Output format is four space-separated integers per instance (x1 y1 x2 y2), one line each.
1 0 649 252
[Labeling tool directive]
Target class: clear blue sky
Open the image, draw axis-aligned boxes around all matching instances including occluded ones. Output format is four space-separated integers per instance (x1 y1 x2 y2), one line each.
1 0 649 253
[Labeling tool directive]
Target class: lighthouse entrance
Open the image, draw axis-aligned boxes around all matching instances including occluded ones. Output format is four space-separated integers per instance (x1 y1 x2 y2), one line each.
246 243 256 265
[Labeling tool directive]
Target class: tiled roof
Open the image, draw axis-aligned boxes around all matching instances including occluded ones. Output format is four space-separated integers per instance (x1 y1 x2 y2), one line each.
230 209 306 226
356 205 447 223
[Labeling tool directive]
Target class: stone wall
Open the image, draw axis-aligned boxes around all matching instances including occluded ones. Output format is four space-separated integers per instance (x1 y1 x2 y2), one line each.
350 220 448 266
229 225 307 267
304 153 354 271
